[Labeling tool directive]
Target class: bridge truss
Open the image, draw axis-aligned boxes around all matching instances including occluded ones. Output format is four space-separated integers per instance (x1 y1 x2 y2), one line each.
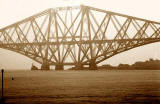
0 5 160 70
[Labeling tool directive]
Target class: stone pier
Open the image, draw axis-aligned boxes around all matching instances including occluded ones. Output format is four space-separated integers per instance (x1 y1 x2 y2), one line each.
55 64 64 70
89 59 97 70
41 63 50 70
75 64 84 70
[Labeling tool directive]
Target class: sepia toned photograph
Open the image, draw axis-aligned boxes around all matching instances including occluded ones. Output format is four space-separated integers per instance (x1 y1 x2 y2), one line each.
0 0 160 103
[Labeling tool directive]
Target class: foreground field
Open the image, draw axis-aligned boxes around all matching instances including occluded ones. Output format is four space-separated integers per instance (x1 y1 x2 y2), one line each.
1 70 160 104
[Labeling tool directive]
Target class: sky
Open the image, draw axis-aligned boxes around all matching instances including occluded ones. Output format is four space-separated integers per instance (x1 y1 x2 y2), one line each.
1 0 160 70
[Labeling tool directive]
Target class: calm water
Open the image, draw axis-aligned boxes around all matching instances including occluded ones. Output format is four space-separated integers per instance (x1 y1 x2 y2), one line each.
1 70 160 104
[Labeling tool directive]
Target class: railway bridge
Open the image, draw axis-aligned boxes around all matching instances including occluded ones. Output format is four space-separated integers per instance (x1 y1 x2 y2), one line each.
0 5 160 70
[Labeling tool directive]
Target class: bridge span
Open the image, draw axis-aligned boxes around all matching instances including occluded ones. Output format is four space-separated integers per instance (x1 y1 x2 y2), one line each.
0 5 160 70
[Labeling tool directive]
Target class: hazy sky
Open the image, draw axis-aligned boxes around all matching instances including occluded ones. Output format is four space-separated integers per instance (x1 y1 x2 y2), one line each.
1 0 160 69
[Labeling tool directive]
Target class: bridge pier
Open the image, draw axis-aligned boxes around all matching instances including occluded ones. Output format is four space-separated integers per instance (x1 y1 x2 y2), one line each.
55 64 64 70
89 59 97 70
41 63 50 70
75 64 84 70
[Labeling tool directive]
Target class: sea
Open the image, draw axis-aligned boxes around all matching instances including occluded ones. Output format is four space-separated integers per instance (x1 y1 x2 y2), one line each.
0 70 160 104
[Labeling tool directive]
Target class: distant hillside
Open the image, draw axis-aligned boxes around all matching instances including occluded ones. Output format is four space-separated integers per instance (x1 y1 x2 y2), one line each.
99 58 160 70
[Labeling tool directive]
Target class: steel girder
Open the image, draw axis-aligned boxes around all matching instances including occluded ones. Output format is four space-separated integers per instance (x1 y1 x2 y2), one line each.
0 5 160 67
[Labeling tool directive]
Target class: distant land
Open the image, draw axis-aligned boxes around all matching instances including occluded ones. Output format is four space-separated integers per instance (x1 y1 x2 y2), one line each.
99 58 160 70
67 58 160 70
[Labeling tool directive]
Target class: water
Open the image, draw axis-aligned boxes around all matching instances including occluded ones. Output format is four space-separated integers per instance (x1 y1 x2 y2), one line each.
1 70 160 104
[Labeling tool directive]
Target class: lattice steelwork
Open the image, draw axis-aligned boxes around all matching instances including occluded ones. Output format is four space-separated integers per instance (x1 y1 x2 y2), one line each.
0 5 160 70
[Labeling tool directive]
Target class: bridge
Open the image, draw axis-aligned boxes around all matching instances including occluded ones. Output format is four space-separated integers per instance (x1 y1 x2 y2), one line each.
0 5 160 70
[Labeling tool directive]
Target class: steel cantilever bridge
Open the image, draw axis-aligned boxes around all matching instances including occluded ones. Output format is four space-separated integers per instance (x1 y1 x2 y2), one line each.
0 5 160 70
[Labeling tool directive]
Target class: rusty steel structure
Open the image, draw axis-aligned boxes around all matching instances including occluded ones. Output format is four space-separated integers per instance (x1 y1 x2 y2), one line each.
0 5 160 70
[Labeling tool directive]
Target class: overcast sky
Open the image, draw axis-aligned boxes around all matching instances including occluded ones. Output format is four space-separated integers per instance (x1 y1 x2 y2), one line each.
1 0 160 70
